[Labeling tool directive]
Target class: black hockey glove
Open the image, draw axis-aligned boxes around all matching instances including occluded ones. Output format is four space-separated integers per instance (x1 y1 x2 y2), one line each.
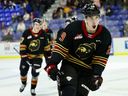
22 57 29 62
88 75 103 91
44 64 58 81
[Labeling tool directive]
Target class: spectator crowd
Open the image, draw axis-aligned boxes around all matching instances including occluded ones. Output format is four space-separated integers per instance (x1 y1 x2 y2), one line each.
0 0 128 42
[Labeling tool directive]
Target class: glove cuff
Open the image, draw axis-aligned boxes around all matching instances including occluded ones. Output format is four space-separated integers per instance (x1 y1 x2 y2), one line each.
45 64 56 74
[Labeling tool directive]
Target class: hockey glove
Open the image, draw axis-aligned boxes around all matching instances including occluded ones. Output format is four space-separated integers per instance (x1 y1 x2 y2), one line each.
44 64 58 81
22 57 29 62
88 75 103 91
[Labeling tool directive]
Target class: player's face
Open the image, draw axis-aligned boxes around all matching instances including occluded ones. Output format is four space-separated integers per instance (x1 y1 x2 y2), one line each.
33 22 42 32
86 15 100 30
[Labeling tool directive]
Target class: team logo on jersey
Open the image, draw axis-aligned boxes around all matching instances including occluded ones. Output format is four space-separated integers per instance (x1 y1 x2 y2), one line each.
74 34 83 40
27 35 32 39
75 43 96 60
28 39 40 51
59 32 66 42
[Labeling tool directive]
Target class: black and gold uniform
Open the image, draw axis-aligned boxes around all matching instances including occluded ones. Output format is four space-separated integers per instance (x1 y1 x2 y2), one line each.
19 26 51 95
51 20 111 75
47 20 111 96
45 3 112 96
20 28 50 59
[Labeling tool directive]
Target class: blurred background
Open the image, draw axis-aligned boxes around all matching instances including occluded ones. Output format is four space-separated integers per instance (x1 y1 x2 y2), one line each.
0 0 128 41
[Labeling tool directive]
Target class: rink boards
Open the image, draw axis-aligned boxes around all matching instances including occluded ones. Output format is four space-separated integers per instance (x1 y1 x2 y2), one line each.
0 37 128 59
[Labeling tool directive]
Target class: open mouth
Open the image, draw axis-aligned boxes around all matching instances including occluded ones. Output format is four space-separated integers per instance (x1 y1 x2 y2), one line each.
92 25 96 29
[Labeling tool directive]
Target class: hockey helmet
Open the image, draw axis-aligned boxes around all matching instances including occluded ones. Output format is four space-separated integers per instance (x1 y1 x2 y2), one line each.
65 18 71 24
81 3 100 16
33 18 42 25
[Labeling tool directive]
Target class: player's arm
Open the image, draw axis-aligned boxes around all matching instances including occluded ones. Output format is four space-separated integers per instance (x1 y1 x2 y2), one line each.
20 30 28 58
88 28 112 91
44 26 71 80
92 30 112 76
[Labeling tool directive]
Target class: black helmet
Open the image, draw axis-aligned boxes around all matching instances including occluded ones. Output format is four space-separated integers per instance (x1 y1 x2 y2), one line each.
33 18 42 25
65 19 71 24
81 3 100 16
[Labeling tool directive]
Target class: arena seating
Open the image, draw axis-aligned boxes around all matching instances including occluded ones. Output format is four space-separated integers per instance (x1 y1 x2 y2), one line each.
0 4 128 41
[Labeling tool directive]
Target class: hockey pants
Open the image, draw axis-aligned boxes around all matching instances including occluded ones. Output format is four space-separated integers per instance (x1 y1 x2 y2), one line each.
57 64 92 96
20 58 42 77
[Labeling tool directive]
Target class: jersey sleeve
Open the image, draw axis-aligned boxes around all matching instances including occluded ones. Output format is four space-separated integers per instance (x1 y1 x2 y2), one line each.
47 25 72 65
20 30 28 58
92 28 112 76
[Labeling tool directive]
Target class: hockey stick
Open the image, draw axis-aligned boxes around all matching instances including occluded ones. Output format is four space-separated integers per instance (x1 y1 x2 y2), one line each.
13 47 41 72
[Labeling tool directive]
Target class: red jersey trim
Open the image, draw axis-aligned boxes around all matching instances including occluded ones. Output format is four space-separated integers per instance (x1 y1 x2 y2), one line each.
29 28 43 37
82 21 103 39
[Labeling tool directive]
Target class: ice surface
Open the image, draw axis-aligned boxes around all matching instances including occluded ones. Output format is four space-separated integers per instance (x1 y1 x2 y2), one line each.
0 56 128 96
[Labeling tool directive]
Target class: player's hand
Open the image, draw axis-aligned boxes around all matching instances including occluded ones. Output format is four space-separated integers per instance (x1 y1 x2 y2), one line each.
89 75 103 91
44 64 58 81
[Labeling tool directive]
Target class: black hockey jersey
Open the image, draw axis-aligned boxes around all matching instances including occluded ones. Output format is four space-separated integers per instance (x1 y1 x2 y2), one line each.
49 20 112 75
20 28 51 59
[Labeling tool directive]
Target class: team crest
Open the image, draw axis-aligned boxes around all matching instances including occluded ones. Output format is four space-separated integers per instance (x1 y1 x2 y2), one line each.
28 39 40 51
75 43 96 60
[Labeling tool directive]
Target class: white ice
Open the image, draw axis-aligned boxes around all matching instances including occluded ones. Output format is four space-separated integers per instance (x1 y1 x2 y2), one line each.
0 56 128 96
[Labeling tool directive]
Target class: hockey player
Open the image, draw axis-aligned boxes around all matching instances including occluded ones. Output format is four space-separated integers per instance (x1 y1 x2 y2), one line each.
45 3 112 96
19 18 51 96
